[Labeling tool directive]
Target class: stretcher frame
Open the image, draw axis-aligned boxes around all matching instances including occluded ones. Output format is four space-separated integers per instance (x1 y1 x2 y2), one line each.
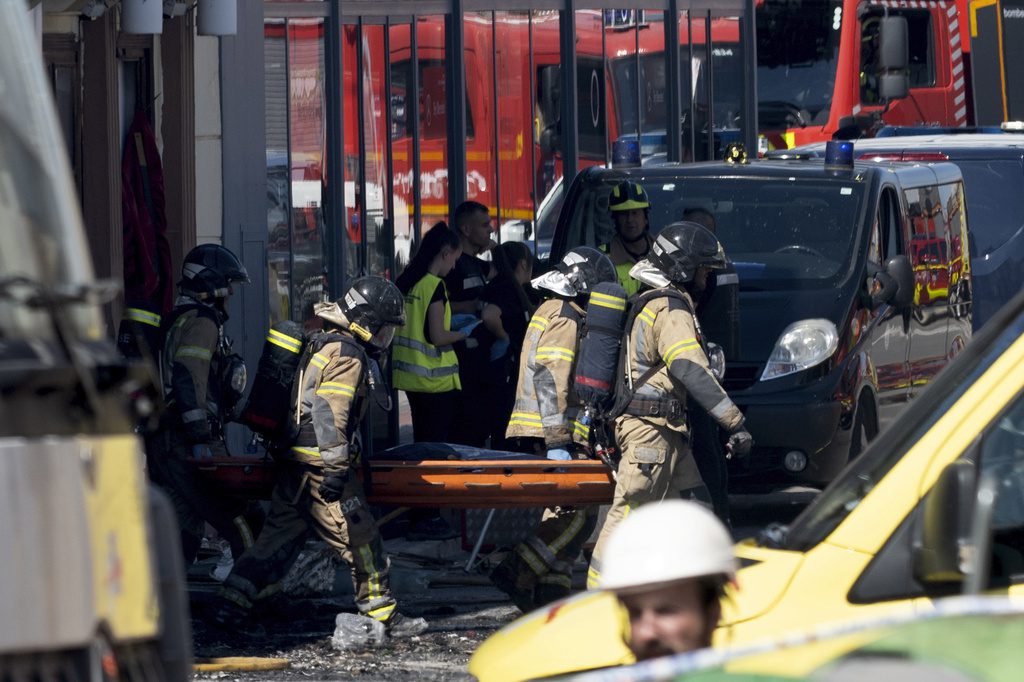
192 456 615 508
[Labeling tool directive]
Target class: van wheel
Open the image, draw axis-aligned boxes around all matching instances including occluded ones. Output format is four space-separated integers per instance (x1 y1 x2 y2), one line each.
848 395 879 462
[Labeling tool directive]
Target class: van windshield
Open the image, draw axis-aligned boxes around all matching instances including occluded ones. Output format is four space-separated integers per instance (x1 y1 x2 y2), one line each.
572 174 866 290
784 305 1024 551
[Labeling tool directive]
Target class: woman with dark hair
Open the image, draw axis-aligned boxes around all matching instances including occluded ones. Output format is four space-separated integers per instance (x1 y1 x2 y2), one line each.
393 222 465 541
479 241 535 450
393 221 466 442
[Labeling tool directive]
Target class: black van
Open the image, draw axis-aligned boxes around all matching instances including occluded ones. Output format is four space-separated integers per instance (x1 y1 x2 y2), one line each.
770 133 1024 329
549 159 972 486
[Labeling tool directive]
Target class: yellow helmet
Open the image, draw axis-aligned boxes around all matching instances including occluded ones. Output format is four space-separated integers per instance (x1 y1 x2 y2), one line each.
608 180 650 212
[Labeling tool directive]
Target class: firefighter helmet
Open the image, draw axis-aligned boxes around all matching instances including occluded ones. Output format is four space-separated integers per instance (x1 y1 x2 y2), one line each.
334 276 406 349
646 221 727 284
179 244 250 300
608 180 650 212
600 500 737 593
531 247 616 298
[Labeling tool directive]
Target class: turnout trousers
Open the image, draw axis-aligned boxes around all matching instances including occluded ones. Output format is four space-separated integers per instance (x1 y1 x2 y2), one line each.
147 428 259 565
223 461 396 622
587 415 709 588
498 504 599 607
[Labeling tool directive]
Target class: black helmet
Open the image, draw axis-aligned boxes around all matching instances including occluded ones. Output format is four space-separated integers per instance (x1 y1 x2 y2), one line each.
608 180 650 212
340 276 406 349
180 244 250 299
556 246 617 295
648 221 727 284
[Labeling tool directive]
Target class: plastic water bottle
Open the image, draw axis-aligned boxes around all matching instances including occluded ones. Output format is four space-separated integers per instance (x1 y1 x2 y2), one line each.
331 612 386 651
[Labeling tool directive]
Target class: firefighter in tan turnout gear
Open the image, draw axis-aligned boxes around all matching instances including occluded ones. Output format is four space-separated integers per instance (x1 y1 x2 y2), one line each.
588 222 753 588
213 277 427 639
151 244 259 566
490 247 618 610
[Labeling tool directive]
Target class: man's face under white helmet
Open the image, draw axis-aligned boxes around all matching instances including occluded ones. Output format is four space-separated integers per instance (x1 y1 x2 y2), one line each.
617 577 721 661
599 500 737 661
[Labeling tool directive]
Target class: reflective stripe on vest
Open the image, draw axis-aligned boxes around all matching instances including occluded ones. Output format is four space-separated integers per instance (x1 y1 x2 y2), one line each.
392 274 461 393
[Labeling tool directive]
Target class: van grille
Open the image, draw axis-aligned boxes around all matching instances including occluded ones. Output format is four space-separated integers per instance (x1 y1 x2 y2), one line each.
723 364 761 391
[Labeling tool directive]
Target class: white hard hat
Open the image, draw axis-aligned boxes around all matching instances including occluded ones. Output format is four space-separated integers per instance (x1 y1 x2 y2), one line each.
600 500 737 593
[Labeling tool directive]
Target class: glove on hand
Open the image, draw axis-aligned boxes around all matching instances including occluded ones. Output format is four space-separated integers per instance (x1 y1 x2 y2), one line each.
191 443 214 460
319 470 349 503
546 447 572 461
726 430 754 459
183 418 212 444
489 337 511 361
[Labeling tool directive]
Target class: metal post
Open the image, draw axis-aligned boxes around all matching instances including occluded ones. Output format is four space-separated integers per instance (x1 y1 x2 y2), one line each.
635 14 642 147
741 0 759 155
384 19 396 279
559 0 578 196
465 509 496 572
356 19 369 274
687 10 696 159
529 12 538 251
327 5 345 299
411 16 422 253
705 10 715 160
491 11 501 238
666 1 683 163
447 0 468 213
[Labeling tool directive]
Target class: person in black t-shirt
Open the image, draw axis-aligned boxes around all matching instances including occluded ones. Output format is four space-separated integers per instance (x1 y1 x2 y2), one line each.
446 201 499 446
446 201 497 315
479 241 535 450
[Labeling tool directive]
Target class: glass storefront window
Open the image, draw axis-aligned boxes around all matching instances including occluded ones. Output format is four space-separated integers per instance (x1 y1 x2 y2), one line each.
343 23 363 282
416 16 449 239
361 24 392 280
265 18 290 324
495 10 534 246
288 19 327 325
389 21 415 273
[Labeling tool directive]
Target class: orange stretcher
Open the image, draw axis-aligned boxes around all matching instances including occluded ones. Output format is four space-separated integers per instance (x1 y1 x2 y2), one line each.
191 443 615 509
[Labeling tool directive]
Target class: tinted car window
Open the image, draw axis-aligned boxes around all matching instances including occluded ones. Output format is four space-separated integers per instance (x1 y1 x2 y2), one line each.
565 174 866 290
956 159 1024 256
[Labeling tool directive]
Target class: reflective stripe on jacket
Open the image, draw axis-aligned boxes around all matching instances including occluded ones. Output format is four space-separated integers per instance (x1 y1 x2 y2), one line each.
161 301 220 425
506 298 586 448
626 289 744 433
289 333 366 472
392 273 461 393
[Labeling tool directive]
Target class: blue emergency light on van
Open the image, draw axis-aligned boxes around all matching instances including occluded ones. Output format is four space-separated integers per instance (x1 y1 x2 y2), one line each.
824 140 854 174
612 138 641 168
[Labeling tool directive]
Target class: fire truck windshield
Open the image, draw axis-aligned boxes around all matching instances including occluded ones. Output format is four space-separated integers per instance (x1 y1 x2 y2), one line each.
610 47 744 139
756 0 843 130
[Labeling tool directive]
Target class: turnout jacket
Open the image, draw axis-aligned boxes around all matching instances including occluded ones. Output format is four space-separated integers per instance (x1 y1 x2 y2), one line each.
289 331 368 474
506 298 587 449
626 289 744 434
162 297 227 440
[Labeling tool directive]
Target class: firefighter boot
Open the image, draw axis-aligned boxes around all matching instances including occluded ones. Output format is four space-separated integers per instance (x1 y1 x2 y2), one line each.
384 612 429 639
489 555 537 613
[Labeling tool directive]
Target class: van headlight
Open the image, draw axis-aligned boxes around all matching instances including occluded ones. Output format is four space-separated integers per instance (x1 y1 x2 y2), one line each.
760 319 838 381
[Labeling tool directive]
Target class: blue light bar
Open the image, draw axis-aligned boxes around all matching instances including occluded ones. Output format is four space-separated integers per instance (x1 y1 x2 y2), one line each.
612 138 641 168
824 140 854 175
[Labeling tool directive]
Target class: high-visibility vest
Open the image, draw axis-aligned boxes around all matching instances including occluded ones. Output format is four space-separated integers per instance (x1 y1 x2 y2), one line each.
392 274 461 393
599 242 642 297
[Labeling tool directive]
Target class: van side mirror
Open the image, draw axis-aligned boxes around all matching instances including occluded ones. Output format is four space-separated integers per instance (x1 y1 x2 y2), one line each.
878 16 909 101
913 458 977 585
882 254 914 308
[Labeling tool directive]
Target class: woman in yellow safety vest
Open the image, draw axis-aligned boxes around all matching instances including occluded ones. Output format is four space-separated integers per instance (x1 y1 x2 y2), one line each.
393 221 466 442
